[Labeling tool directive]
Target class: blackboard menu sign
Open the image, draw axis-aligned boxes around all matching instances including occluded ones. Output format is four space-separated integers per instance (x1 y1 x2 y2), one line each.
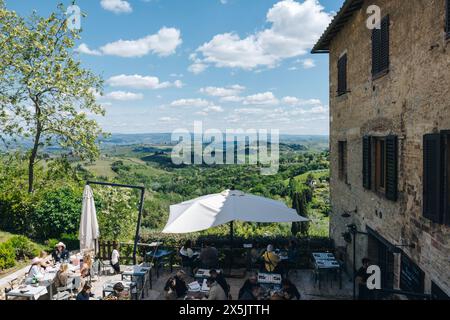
400 254 424 294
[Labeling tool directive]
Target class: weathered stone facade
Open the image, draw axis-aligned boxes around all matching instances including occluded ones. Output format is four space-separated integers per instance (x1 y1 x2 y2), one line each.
314 0 450 296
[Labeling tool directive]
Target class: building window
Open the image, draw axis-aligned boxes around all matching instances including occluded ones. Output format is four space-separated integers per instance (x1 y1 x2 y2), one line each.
337 54 347 95
423 131 450 225
338 141 348 182
374 138 386 193
362 135 398 201
372 15 390 77
431 281 450 300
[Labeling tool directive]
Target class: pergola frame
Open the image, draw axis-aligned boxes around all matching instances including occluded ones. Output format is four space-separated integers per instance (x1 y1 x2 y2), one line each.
86 180 145 265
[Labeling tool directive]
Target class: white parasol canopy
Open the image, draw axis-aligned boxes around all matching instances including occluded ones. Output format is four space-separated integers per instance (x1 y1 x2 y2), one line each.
162 190 308 234
79 185 100 252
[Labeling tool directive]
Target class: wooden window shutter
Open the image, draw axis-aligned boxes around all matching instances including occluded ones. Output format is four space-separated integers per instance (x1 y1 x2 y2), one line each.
363 136 372 189
337 54 347 95
446 0 450 36
423 134 442 223
442 131 450 226
385 135 398 201
371 27 381 75
380 15 390 72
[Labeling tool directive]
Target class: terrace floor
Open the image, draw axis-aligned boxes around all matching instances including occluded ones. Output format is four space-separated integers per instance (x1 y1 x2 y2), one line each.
91 266 353 300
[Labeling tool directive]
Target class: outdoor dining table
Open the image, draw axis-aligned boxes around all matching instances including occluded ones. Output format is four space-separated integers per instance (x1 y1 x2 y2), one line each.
185 279 209 300
194 268 222 281
121 265 152 296
5 284 48 300
145 249 174 278
257 272 283 299
312 252 342 289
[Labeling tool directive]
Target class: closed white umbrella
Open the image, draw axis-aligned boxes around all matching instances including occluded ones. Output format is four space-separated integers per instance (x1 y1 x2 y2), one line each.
79 185 100 253
162 189 308 234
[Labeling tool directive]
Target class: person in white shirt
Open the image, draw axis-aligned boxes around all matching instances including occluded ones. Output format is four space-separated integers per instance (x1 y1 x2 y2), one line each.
180 240 194 258
111 243 120 274
27 257 44 283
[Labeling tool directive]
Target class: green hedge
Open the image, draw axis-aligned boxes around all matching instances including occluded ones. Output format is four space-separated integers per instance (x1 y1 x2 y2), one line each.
0 242 16 271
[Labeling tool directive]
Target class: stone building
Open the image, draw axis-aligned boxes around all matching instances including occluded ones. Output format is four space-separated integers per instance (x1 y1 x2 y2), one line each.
312 0 450 298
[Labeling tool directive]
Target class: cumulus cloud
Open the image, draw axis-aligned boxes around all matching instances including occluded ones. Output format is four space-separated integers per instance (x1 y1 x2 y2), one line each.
107 74 183 90
190 0 332 71
301 58 316 69
243 92 279 105
105 91 144 101
199 85 245 97
170 98 212 108
100 0 133 14
78 27 182 58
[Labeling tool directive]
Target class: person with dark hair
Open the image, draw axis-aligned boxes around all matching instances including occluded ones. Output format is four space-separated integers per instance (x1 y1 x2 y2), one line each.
76 283 92 300
205 276 227 300
110 243 121 274
239 284 261 301
199 243 219 269
356 257 371 300
52 242 69 263
164 270 188 300
238 273 258 299
210 269 229 298
281 278 301 300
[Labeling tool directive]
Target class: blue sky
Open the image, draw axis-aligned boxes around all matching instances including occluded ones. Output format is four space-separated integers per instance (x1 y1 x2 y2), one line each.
6 0 342 135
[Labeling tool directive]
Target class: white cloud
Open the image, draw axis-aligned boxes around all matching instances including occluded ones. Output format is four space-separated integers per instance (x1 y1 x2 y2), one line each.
170 98 211 108
220 95 243 103
192 0 332 70
200 85 245 97
107 74 183 90
105 91 144 101
76 43 102 56
188 62 208 74
282 96 321 106
243 92 279 105
234 108 265 114
159 116 178 122
301 58 316 69
78 28 182 58
100 0 132 14
203 105 224 113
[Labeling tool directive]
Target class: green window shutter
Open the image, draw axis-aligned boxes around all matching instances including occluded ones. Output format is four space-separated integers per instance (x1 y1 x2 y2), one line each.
423 134 442 223
363 136 372 189
385 135 398 201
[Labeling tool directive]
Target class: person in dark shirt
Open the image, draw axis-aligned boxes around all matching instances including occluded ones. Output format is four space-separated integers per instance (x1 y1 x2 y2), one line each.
76 283 92 301
199 243 219 269
238 273 258 300
355 257 371 300
210 269 229 298
164 270 188 299
281 278 301 300
52 242 69 263
239 284 261 301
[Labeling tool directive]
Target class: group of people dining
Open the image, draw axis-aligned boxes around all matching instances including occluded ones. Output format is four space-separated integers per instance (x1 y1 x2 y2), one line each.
164 240 301 300
26 241 96 300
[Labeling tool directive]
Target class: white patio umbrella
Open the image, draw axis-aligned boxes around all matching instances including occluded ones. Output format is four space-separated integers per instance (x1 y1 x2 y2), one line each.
79 185 100 253
162 189 308 234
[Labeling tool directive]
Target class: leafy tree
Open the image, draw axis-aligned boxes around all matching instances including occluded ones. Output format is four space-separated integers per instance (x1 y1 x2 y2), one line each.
0 2 105 192
94 187 138 242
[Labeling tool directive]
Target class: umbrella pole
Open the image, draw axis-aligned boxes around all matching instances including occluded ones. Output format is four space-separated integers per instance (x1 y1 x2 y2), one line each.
229 221 234 274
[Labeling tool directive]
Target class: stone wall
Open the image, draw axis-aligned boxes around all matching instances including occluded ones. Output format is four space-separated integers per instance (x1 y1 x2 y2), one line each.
327 0 450 295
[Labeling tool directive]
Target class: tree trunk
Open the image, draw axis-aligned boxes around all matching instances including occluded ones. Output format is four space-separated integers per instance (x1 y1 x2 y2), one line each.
28 98 42 193
28 126 41 193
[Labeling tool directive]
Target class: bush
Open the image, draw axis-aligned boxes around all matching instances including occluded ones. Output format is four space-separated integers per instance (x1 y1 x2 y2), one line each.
33 187 82 239
7 235 39 260
0 242 16 271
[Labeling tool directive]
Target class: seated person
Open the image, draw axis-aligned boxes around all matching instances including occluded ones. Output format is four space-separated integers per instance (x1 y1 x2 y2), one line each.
106 282 129 300
26 257 44 283
164 270 188 300
281 278 301 300
205 277 227 300
111 244 120 274
76 283 92 301
262 244 280 273
199 243 219 269
52 242 69 263
38 251 52 269
79 253 93 290
238 273 258 300
54 263 73 289
210 269 229 298
239 284 261 301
